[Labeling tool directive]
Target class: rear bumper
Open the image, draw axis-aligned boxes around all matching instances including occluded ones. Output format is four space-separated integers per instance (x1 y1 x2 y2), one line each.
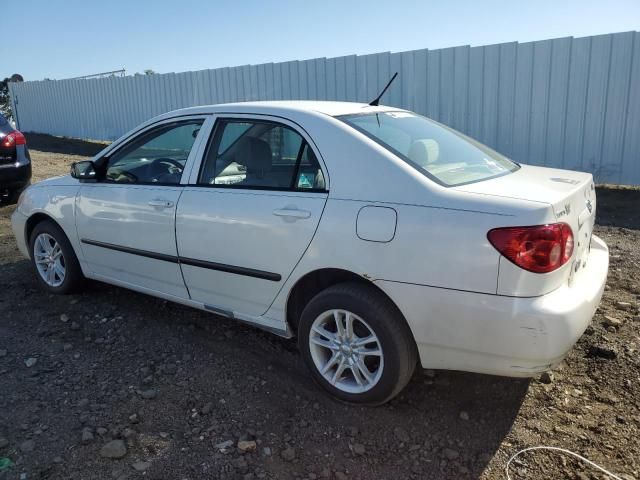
376 234 609 377
0 162 32 192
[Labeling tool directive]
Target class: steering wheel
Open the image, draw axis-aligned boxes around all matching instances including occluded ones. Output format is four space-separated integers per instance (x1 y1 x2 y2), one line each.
150 157 184 174
147 157 184 182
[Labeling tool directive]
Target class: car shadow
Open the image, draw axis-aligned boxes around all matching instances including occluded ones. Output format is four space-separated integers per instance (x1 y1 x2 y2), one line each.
1 257 528 480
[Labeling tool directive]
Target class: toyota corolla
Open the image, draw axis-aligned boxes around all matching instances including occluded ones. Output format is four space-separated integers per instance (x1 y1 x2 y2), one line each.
11 101 609 404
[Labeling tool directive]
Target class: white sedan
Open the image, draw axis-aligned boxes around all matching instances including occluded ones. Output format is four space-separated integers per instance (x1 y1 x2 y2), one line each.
11 101 609 404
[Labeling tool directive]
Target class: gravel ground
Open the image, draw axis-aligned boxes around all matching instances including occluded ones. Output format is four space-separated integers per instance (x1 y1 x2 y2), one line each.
0 134 639 480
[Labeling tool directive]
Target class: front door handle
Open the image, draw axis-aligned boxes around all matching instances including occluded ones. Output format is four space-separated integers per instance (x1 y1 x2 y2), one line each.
273 208 311 219
148 199 174 208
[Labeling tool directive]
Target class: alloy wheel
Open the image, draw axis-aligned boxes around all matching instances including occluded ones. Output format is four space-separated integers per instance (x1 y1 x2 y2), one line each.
308 309 384 394
33 233 66 287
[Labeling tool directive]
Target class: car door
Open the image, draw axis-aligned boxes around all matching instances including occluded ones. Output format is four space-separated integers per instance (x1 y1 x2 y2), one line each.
176 115 329 316
76 117 207 298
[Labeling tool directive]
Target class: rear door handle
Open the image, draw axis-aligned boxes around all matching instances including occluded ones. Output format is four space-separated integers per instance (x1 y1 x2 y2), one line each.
148 199 174 208
273 208 311 219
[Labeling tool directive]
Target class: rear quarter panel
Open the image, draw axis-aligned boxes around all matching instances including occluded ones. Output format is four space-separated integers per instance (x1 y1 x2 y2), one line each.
264 190 553 321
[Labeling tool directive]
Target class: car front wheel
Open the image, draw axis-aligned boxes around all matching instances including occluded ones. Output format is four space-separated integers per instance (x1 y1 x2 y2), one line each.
298 282 417 405
29 220 84 294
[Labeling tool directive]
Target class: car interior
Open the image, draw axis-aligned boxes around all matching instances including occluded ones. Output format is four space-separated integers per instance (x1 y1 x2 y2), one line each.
201 121 325 190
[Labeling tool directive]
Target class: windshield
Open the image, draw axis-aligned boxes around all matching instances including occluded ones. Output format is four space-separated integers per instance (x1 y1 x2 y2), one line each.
340 111 519 187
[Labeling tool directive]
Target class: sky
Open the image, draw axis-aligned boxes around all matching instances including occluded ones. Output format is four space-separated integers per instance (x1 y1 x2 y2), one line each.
3 0 640 81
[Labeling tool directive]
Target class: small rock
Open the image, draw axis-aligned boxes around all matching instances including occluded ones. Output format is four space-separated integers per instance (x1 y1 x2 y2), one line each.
588 344 618 359
214 439 234 451
97 427 108 436
540 372 554 384
0 438 8 448
201 402 213 415
100 440 127 459
139 389 157 400
459 411 470 421
129 413 140 424
616 301 632 310
281 447 296 461
20 439 35 453
53 456 63 464
60 314 70 323
442 448 459 460
0 349 7 357
63 343 73 352
24 358 38 368
335 472 348 480
352 443 366 456
131 461 151 471
81 428 94 444
603 315 622 327
238 440 257 452
70 322 80 331
262 447 272 456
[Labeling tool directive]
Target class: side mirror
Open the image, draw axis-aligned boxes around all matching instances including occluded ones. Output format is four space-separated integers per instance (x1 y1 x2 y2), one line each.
70 160 97 182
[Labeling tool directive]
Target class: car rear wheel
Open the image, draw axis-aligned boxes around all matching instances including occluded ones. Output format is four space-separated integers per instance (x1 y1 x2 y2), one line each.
30 220 84 294
298 282 417 405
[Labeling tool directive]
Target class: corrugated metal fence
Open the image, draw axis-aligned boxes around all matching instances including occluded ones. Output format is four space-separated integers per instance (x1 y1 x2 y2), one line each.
9 31 640 185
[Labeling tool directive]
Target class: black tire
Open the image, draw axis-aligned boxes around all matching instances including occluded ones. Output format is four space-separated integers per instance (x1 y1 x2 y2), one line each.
298 282 418 405
29 219 84 294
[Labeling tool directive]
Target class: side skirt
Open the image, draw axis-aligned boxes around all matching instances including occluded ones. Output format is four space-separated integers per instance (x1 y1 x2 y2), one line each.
85 272 293 338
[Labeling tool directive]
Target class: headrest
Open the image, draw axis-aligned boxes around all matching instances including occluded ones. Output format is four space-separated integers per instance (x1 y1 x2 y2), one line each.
236 137 272 175
408 139 439 168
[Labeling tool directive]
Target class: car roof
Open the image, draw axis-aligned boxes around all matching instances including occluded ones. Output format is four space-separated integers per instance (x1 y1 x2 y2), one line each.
160 100 404 119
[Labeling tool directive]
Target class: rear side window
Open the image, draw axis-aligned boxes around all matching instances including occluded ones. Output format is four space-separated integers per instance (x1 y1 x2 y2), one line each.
199 119 325 191
340 111 519 187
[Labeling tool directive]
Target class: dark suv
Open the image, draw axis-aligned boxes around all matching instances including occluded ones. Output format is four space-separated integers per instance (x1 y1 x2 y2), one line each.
0 114 31 203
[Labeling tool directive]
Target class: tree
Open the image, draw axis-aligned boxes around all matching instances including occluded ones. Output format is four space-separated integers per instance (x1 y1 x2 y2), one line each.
144 69 156 75
0 74 23 121
0 78 12 120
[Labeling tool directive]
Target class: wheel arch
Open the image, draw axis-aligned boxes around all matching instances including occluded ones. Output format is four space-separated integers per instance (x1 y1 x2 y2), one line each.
285 268 414 342
25 212 62 248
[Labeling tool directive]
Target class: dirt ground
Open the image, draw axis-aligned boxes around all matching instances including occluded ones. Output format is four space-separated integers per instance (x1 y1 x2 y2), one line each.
0 134 638 480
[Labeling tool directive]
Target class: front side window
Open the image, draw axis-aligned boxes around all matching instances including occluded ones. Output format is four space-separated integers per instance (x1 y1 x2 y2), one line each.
340 112 519 187
104 120 203 184
199 119 325 190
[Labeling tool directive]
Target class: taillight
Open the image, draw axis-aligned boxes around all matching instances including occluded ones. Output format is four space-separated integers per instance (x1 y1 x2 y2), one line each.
1 130 26 148
488 223 574 273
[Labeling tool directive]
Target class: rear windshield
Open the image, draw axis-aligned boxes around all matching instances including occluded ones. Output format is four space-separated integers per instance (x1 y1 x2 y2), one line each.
339 111 519 187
